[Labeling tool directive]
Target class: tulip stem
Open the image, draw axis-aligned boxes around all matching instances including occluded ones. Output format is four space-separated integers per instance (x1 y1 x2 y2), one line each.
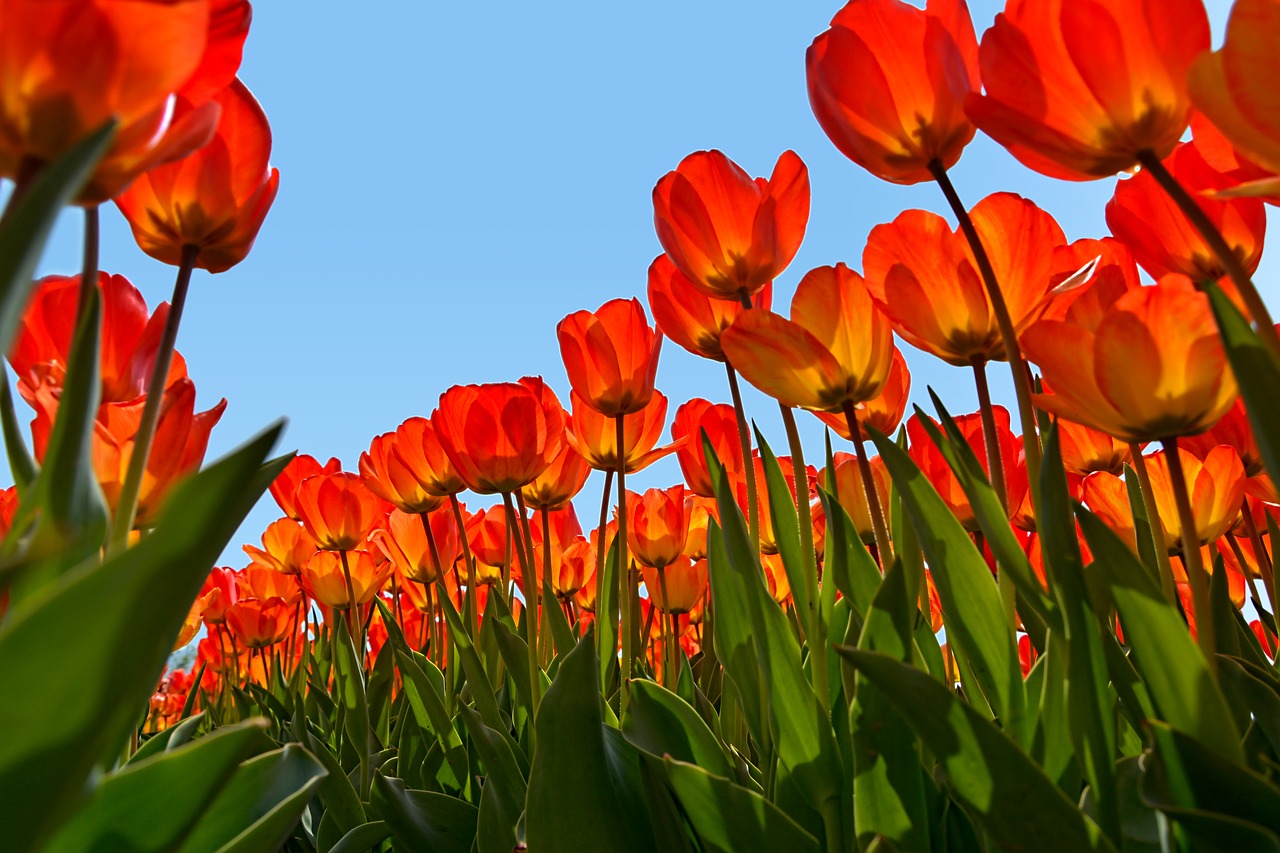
841 401 894 566
1135 149 1280 359
449 494 479 638
539 505 553 665
616 415 634 714
779 404 829 711
1161 438 1217 672
594 468 615 668
106 244 199 555
418 508 449 663
1128 444 1178 605
1240 505 1278 626
930 162 1042 508
76 205 100 326
657 566 672 689
725 361 760 548
504 492 541 716
338 549 359 642
970 357 1009 510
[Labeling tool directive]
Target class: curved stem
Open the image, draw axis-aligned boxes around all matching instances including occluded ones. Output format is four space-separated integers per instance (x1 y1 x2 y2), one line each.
1240 504 1277 623
657 566 672 689
593 468 614 666
106 244 199 554
1128 444 1178 605
449 494 478 637
76 205 99 326
841 401 894 565
515 490 543 711
970 357 1009 510
1161 438 1216 671
338 549 358 642
930 162 1042 506
540 504 553 665
616 415 633 712
1135 149 1280 358
725 361 760 548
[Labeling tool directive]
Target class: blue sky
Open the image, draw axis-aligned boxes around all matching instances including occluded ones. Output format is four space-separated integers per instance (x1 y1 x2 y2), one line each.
23 0 1267 562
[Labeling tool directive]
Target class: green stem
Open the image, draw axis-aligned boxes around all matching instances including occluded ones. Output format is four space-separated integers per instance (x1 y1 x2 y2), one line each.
594 468 614 665
503 492 541 717
76 205 99 326
725 361 760 548
842 401 893 565
1240 504 1278 626
338 549 359 646
970 357 1016 631
540 504 553 665
1161 438 1216 672
616 415 633 713
106 244 198 554
515 491 543 710
1129 444 1178 605
449 494 479 638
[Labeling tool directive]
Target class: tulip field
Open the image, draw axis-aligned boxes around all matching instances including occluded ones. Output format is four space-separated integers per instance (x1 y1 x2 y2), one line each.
7 0 1280 851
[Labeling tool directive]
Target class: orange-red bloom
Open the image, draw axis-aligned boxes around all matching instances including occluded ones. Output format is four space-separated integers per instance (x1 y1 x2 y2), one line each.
566 390 679 474
237 564 302 604
652 150 809 300
521 439 590 510
806 0 979 184
721 263 895 412
1023 275 1238 443
371 507 459 586
626 486 689 570
819 451 890 545
1188 0 1280 197
434 377 565 494
466 506 514 572
391 416 466 498
225 597 293 649
647 254 771 362
293 471 386 552
10 273 187 405
302 549 390 610
270 454 341 521
735 454 817 555
359 430 443 514
554 537 595 600
908 408 1018 531
199 566 239 626
642 555 707 615
966 0 1210 180
814 346 910 440
530 504 583 552
862 192 1066 365
0 0 252 203
243 518 316 576
671 398 743 498
557 297 662 417
117 78 279 272
1056 418 1131 478
1183 399 1261 477
1146 446 1246 548
1106 139 1266 284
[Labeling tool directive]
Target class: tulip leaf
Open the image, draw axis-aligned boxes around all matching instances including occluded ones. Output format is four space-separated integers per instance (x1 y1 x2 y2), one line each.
0 374 35 496
373 772 478 853
1076 506 1243 764
660 757 820 853
867 426 1026 744
754 427 812 627
835 647 1116 852
815 484 882 620
328 821 391 853
1218 656 1280 757
542 574 575 657
302 730 366 843
436 581 503 732
0 424 285 852
456 704 527 853
41 720 271 853
333 616 372 797
622 679 733 778
0 121 115 353
705 522 766 748
525 630 658 853
176 743 327 853
598 534 621 691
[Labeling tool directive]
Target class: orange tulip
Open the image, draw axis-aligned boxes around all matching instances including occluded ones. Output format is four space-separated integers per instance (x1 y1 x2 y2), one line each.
670 398 742 498
626 486 689 570
966 0 1210 180
237 565 301 604
174 589 217 650
465 506 514 572
1188 0 1280 195
0 0 252 203
908 408 1017 531
244 518 317 576
384 416 465 498
198 566 238 626
813 346 909 440
683 496 716 561
1188 113 1280 205
1039 237 1142 328
557 297 662 417
642 555 707 615
433 377 565 494
819 451 890 545
862 192 1066 365
10 272 188 405
805 0 979 184
359 430 443 514
721 263 895 412
647 253 771 362
1056 418 1131 478
652 149 809 301
530 504 583 552
116 78 278 272
925 571 944 632
1183 399 1261 478
225 597 293 649
1106 139 1266 284
293 471 387 552
760 552 792 604
521 441 590 510
554 537 595 600
735 454 817 555
566 390 679 474
1081 471 1150 553
1023 275 1238 443
270 454 342 521
1146 446 1246 549
371 507 459 586
302 549 390 610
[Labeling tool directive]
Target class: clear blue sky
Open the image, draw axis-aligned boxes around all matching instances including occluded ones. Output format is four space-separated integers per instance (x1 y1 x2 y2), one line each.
24 0 1266 563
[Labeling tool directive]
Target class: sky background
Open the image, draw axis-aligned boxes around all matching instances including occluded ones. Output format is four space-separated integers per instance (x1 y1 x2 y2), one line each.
19 0 1270 564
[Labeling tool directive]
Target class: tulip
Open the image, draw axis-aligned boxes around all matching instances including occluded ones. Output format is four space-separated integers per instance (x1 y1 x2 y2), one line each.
1188 114 1280 205
360 430 443 514
557 297 662 417
199 566 239 626
683 496 716 562
530 504 583 552
1055 418 1131 479
371 507 459 586
433 377 565 494
293 471 386 552
641 555 707 615
819 452 890 546
625 486 688 570
1023 275 1238 444
0 0 251 203
521 441 590 510
813 347 909 441
862 192 1066 365
238 565 302 604
466 506 514 573
966 0 1209 180
805 0 980 184
1081 471 1155 554
735 455 817 555
721 264 895 412
907 408 1018 531
652 149 809 301
116 79 279 272
647 254 771 362
565 390 678 474
244 518 317 576
1146 446 1246 550
670 399 742 498
1183 399 1262 478
760 552 792 605
1106 139 1266 286
270 454 342 521
302 550 390 611
553 537 595 601
174 589 217 650
1188 0 1280 195
390 416 467 497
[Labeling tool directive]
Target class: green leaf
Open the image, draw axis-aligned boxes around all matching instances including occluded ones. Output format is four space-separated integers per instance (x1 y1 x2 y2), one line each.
42 721 270 853
542 574 575 658
435 582 503 731
815 484 882 620
456 704 527 853
623 679 733 778
303 730 366 842
373 773 477 853
0 425 284 851
333 615 372 797
0 374 35 495
867 426 1026 742
0 122 115 353
328 821 390 853
176 744 327 853
705 519 767 749
1219 656 1280 757
660 757 820 853
1076 506 1243 763
755 427 812 627
130 712 208 766
525 630 657 852
836 647 1116 852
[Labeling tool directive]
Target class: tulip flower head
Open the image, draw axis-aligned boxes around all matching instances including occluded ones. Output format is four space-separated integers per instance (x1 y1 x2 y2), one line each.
293 471 386 552
626 486 689 570
371 507 459 586
647 254 771 362
670 398 743 498
359 430 444 514
814 346 910 440
270 454 342 521
244 518 317 576
642 555 708 615
302 549 390 610
566 390 680 474
557 297 662 417
521 439 591 510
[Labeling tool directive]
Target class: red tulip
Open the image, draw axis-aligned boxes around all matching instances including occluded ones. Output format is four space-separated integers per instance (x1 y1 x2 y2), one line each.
557 297 662 417
293 471 387 552
270 454 342 521
647 254 771 362
671 398 743 498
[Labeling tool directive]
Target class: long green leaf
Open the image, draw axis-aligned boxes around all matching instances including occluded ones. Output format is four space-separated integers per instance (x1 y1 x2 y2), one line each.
623 679 733 778
755 427 812 627
372 772 477 853
456 704 527 853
